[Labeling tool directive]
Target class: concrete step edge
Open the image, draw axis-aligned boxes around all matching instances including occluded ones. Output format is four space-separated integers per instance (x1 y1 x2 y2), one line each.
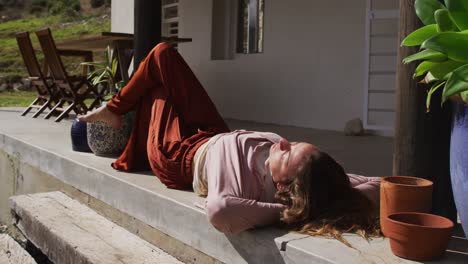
0 234 37 264
10 191 183 264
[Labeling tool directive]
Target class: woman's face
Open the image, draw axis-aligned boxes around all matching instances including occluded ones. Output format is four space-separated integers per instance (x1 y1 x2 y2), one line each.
268 138 317 190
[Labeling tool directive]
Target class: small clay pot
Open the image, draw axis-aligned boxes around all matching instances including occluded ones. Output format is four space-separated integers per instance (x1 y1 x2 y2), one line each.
386 212 453 261
380 176 433 235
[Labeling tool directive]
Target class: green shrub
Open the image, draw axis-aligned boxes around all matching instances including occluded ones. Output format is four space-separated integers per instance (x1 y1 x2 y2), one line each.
48 0 80 16
90 0 105 8
31 0 47 7
0 0 23 8
29 6 44 14
30 0 48 14
4 74 21 84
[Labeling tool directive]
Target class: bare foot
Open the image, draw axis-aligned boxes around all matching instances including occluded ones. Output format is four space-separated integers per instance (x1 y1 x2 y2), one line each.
77 105 123 129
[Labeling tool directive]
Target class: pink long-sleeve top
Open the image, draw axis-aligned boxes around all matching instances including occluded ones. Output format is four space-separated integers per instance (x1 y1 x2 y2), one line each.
201 130 381 234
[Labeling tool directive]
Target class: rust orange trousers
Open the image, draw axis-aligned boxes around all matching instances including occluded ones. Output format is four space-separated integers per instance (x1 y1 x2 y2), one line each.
106 43 229 190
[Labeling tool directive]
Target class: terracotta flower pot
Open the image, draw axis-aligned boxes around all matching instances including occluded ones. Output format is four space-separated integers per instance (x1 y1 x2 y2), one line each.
380 176 433 235
386 212 453 261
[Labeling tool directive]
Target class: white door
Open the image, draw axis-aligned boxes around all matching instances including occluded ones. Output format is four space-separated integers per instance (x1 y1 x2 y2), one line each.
363 0 399 133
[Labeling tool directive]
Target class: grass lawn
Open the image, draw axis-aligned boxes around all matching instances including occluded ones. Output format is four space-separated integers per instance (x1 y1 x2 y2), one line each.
0 90 98 109
0 11 110 108
0 91 36 107
0 14 110 78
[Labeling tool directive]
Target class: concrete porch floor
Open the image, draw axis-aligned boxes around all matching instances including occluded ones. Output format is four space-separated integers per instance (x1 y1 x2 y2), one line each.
8 107 463 264
1 107 393 176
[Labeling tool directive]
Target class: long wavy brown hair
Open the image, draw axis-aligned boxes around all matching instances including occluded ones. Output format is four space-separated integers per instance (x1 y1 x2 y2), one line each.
275 149 380 247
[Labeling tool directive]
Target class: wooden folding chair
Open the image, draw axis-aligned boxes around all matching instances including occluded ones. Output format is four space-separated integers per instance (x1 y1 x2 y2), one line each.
16 31 59 118
35 28 104 122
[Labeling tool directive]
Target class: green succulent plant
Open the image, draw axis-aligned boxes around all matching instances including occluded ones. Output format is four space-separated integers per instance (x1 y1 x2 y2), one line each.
81 46 126 100
402 0 468 110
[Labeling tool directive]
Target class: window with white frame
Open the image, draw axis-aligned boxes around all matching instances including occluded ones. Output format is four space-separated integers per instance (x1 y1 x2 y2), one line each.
237 0 264 54
363 0 399 133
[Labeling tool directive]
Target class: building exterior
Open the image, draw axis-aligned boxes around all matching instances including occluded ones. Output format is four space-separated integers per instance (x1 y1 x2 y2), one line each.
112 0 399 135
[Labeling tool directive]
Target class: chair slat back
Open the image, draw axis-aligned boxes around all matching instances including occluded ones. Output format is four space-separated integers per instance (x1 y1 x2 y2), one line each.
15 32 43 78
35 28 68 82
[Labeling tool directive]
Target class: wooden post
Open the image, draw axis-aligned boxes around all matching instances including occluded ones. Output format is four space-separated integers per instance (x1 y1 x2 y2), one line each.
394 0 456 220
134 0 162 71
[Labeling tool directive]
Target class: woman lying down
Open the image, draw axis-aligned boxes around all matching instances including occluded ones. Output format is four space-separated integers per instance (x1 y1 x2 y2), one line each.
79 42 381 243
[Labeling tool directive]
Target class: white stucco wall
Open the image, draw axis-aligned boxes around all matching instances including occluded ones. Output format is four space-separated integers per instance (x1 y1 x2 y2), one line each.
179 0 367 131
112 0 392 132
111 0 134 33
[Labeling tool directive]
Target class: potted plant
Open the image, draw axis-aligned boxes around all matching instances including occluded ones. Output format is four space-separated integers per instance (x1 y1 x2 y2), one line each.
401 0 468 236
80 46 133 157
